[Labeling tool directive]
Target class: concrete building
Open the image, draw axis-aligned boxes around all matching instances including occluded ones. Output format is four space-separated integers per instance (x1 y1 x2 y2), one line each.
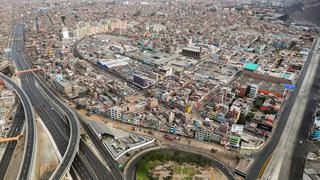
147 98 158 109
107 106 122 120
133 74 149 88
249 84 259 98
182 46 202 59
195 129 212 142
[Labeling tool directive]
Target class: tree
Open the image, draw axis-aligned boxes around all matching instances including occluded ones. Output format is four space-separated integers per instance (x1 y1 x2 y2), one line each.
61 16 66 25
237 113 246 125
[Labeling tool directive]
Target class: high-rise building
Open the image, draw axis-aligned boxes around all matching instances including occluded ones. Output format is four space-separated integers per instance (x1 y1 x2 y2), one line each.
107 107 122 120
249 84 259 98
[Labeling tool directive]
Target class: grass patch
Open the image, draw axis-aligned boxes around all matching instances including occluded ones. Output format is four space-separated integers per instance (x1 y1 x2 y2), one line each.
136 150 211 180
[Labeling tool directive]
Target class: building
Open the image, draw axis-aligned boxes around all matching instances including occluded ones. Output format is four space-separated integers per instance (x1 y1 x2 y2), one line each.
217 113 226 123
249 84 259 98
227 135 241 149
107 107 122 120
0 79 4 90
182 46 202 59
147 98 159 109
54 80 80 97
311 128 320 141
133 74 151 89
62 26 69 39
195 129 213 142
236 85 248 97
168 111 175 123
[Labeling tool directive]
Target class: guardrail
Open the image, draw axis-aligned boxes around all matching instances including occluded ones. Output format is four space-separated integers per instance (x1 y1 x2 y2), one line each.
13 23 80 180
0 73 37 180
34 75 80 180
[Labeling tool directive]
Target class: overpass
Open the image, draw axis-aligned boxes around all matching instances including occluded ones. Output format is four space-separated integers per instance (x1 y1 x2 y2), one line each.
0 73 37 180
12 23 116 180
0 104 25 179
0 134 23 143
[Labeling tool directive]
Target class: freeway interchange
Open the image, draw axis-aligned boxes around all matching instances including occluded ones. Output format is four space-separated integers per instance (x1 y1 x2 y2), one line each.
4 20 319 180
0 74 36 180
9 23 122 180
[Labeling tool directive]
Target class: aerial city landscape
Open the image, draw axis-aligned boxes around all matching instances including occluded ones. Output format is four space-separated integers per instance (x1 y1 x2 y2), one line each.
0 0 319 179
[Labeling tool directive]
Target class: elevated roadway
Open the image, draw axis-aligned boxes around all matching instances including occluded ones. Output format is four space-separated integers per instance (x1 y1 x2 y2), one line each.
0 73 37 180
79 117 124 180
12 23 116 180
0 104 25 179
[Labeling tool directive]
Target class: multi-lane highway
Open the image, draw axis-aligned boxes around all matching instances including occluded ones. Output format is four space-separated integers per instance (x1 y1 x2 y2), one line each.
247 38 320 180
79 117 124 180
12 23 117 180
0 104 25 179
246 38 319 179
0 73 37 180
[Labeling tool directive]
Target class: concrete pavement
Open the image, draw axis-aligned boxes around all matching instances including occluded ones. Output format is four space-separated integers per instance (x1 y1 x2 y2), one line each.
0 73 37 180
262 38 320 180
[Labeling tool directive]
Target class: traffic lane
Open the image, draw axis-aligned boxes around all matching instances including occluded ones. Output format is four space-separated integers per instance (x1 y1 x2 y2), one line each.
32 77 113 179
18 61 101 180
0 104 25 179
0 74 36 180
246 39 317 179
289 52 320 179
79 140 115 180
17 57 95 180
13 23 116 179
80 120 123 180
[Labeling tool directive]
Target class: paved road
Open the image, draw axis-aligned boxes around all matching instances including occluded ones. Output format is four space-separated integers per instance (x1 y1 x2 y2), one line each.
288 40 320 179
125 148 235 180
262 38 320 180
79 117 124 180
0 104 25 179
246 38 319 179
0 73 36 180
12 23 116 180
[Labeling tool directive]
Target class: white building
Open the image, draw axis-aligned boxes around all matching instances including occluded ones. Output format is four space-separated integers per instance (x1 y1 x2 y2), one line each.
107 106 122 120
249 84 259 98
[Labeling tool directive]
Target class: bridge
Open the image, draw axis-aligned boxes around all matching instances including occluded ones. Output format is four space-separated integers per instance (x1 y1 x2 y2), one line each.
0 134 23 143
15 68 42 75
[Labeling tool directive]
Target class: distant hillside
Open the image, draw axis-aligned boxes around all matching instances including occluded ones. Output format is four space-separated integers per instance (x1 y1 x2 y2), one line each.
284 0 320 26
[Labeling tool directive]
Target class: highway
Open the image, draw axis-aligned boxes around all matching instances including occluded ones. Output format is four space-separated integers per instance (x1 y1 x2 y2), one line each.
0 73 37 180
12 23 117 180
79 117 124 180
246 38 319 179
260 38 320 180
0 104 25 179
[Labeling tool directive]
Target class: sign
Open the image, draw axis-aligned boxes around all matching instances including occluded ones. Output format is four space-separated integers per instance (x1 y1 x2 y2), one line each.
284 84 296 90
